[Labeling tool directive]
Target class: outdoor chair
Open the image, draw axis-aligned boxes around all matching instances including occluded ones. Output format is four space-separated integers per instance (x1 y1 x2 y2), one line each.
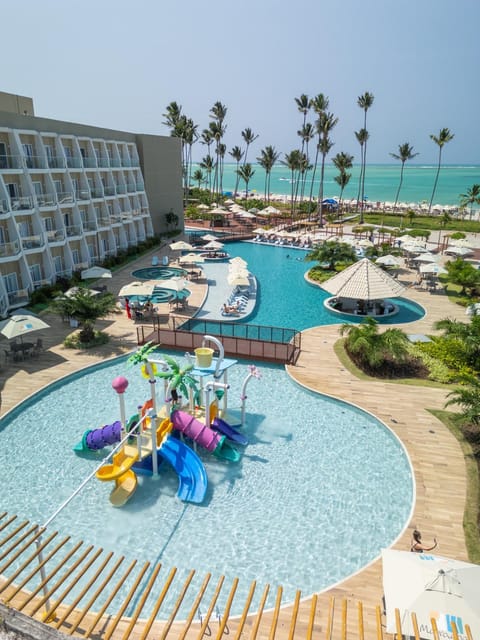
32 338 44 356
151 256 159 266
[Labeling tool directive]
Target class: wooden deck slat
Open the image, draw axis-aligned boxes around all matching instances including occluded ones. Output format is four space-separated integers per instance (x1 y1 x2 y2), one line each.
195 574 225 640
287 590 301 640
64 551 115 634
177 572 211 640
119 562 163 640
103 561 151 640
326 596 335 640
0 524 40 567
214 576 238 639
375 605 383 640
0 519 30 550
81 558 137 639
155 569 194 640
249 583 270 640
268 586 283 640
50 546 104 627
22 543 93 615
306 594 318 640
341 598 348 640
0 514 18 534
233 579 256 640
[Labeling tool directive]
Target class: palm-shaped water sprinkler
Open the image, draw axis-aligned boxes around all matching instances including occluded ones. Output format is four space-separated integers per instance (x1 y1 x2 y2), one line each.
241 365 261 426
155 354 199 413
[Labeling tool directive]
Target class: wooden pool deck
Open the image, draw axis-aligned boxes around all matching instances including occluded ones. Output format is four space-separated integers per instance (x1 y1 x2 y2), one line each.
0 248 472 640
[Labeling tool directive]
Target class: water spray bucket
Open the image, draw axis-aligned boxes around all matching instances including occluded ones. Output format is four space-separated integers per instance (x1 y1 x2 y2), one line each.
195 347 214 368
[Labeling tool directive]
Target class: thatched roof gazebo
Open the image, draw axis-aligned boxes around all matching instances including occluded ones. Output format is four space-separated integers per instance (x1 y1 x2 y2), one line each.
322 258 406 318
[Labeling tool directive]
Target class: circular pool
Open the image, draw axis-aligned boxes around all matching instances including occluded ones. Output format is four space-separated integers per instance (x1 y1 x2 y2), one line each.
131 266 187 280
0 352 413 617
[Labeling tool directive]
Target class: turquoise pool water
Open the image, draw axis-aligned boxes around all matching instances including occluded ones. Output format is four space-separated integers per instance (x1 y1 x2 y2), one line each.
0 353 413 616
211 241 425 330
131 266 187 280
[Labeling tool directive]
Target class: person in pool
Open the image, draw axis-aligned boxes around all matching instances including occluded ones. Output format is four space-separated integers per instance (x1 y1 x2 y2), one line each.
410 529 437 553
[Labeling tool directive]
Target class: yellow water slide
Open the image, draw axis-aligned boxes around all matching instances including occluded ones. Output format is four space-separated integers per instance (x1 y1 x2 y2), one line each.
96 449 139 507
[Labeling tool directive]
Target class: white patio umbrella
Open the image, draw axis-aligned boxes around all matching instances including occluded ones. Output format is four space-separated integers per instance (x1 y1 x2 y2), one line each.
450 238 473 248
201 234 219 242
227 273 250 287
403 243 429 254
229 257 248 268
169 241 194 252
0 313 50 342
382 549 480 640
203 240 224 250
444 246 474 257
413 253 440 263
161 277 190 292
197 204 209 210
81 266 112 280
118 281 156 297
178 252 205 264
238 211 256 218
375 255 401 267
357 239 374 248
252 227 268 234
419 263 448 275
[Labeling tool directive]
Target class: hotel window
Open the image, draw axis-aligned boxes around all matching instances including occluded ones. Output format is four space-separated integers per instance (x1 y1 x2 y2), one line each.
63 213 72 227
79 147 87 159
0 142 8 168
3 272 19 293
43 217 54 231
54 255 63 273
29 263 42 282
32 181 44 196
71 249 80 264
87 244 95 258
6 183 19 199
22 144 34 168
0 226 5 243
44 145 54 166
54 180 62 194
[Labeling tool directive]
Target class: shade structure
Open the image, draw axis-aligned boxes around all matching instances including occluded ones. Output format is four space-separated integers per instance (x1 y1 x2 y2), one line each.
252 227 267 234
413 253 439 263
382 549 480 640
420 263 448 275
0 313 50 340
229 256 248 268
64 287 101 298
444 246 474 257
450 238 473 248
161 277 190 293
118 281 156 297
201 234 219 242
209 207 229 215
178 253 205 264
321 258 406 300
81 266 112 280
357 239 374 248
203 240 224 250
228 273 250 287
375 254 402 267
169 241 194 251
403 243 429 254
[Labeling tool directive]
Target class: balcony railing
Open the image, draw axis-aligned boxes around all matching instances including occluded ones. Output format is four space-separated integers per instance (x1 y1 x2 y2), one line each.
0 240 21 257
57 191 75 204
48 156 66 169
136 181 145 191
0 199 9 215
75 189 91 200
21 233 44 249
82 220 97 232
96 157 110 168
73 261 90 271
126 182 136 192
90 187 104 198
8 288 30 305
116 184 127 194
65 225 82 237
11 196 35 211
82 157 97 169
46 229 65 243
65 156 82 169
104 186 116 196
121 158 132 167
97 217 111 227
33 278 51 289
24 155 48 169
0 154 23 170
55 268 73 278
36 193 57 207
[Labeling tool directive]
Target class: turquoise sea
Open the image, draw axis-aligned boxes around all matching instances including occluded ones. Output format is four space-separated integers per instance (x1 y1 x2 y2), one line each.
192 163 480 208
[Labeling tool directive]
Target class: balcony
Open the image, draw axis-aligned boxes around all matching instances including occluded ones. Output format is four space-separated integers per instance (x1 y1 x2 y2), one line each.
96 217 111 228
82 157 97 169
121 158 132 167
55 268 73 278
126 182 136 193
46 229 65 243
81 220 97 232
47 156 66 169
115 184 127 194
0 154 23 170
73 261 90 271
136 181 145 191
20 234 45 250
90 187 104 199
57 191 75 205
65 225 82 237
8 288 30 306
104 186 116 197
0 199 9 215
0 240 21 258
11 196 35 211
24 155 48 170
75 189 91 201
96 157 110 168
66 157 82 169
33 278 52 289
36 193 57 207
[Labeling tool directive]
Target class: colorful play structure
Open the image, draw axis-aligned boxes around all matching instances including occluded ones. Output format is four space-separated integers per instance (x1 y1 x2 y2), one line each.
73 336 260 507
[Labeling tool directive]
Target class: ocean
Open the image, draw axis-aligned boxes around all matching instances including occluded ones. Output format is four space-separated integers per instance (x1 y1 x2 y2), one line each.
191 163 480 208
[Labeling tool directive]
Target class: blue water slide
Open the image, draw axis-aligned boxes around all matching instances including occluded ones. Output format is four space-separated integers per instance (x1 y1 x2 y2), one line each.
212 417 248 446
158 435 208 504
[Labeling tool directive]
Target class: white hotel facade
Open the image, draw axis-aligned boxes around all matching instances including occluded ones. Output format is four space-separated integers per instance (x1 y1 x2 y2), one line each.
0 91 183 317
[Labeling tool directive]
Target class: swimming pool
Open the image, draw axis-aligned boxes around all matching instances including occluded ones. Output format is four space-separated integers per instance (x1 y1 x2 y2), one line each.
0 352 413 616
131 266 187 280
207 242 425 330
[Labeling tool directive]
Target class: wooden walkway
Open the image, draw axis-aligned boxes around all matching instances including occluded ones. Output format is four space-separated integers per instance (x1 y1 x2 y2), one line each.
0 247 473 640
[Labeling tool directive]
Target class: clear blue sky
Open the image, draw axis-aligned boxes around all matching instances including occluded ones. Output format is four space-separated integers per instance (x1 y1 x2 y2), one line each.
2 0 479 165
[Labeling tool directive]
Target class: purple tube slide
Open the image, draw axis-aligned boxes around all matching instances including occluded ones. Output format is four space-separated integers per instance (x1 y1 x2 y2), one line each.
86 421 122 450
171 410 223 452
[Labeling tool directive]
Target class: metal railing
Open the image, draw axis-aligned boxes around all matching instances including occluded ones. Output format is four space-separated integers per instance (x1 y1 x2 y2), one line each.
11 196 34 211
75 189 91 200
56 191 74 204
21 233 44 249
46 229 65 242
0 240 21 257
65 156 82 169
7 287 30 304
36 193 57 207
90 187 104 198
24 155 47 169
104 185 116 196
82 157 97 168
0 154 23 169
65 225 82 237
47 156 66 169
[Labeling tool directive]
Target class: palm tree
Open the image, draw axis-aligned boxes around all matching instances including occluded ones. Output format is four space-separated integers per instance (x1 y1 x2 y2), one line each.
209 102 228 200
236 163 255 200
241 128 259 165
434 316 480 370
390 143 419 211
428 127 454 214
281 150 303 218
305 240 357 271
355 128 369 221
162 101 182 130
229 145 244 197
200 155 215 195
460 184 480 219
51 289 118 344
297 122 315 200
332 152 354 209
445 375 480 426
316 111 338 223
357 91 375 216
192 169 205 189
257 145 280 203
340 316 410 371
308 93 330 214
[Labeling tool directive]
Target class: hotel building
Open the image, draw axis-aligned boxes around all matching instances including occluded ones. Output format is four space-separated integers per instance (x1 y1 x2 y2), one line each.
0 91 183 317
